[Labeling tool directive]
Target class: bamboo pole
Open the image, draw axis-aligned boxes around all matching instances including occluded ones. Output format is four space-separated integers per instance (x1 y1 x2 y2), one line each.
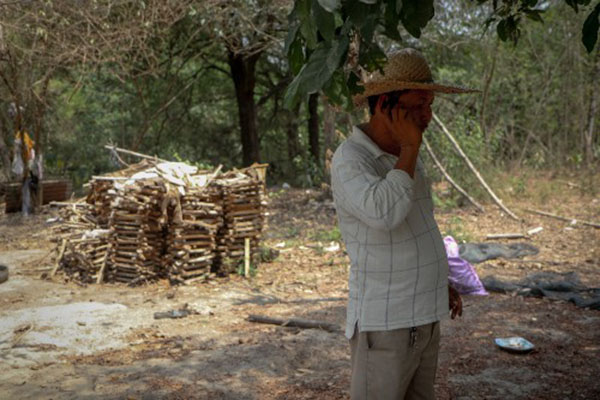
433 113 520 220
422 137 485 212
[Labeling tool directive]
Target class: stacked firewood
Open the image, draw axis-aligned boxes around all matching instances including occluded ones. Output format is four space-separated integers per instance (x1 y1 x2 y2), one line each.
86 179 114 227
106 177 167 284
215 171 267 272
52 202 98 238
52 157 268 285
165 183 222 283
57 230 110 284
85 160 158 228
50 202 110 283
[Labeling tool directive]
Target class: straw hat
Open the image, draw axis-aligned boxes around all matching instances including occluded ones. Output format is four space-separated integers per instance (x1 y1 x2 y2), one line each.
354 48 478 106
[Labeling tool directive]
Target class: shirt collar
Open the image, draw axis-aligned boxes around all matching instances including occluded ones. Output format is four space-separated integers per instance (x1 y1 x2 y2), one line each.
349 126 394 159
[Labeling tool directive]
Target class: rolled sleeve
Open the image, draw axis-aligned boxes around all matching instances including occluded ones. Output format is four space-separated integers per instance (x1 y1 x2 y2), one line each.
332 156 415 231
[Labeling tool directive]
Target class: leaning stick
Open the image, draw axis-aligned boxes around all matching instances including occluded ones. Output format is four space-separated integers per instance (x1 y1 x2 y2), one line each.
524 209 600 229
50 239 68 277
248 315 341 332
103 145 169 163
422 137 485 212
433 113 520 220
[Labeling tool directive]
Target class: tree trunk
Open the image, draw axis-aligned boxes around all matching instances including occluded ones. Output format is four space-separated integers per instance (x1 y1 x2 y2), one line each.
228 50 261 166
480 40 498 147
0 112 12 181
32 75 50 210
286 107 300 163
322 102 336 184
584 48 599 167
308 92 319 166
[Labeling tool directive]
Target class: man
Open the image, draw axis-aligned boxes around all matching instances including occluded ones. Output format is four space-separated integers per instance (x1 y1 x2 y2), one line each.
331 48 476 399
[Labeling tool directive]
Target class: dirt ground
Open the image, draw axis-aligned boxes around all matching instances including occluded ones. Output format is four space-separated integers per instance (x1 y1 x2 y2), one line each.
1 174 599 400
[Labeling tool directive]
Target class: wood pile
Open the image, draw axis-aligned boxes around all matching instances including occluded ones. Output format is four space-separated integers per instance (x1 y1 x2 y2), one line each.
165 184 222 284
56 230 110 284
106 177 168 285
52 158 268 286
85 160 158 227
215 170 267 272
50 203 109 283
85 179 114 228
52 202 98 237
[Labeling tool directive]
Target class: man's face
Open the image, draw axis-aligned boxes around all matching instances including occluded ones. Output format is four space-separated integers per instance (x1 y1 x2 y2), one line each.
396 90 435 131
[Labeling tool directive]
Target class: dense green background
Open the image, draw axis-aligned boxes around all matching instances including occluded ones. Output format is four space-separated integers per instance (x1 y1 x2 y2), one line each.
0 1 598 196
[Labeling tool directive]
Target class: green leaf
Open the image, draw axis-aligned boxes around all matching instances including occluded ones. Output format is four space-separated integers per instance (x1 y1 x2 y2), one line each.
506 16 521 43
345 0 380 42
497 19 508 41
347 71 364 95
285 37 350 109
564 0 592 12
312 0 336 42
360 13 380 43
358 0 378 3
582 3 600 52
317 0 341 12
383 0 402 41
284 64 306 109
346 0 375 28
524 9 544 23
284 23 300 56
323 70 352 110
483 16 496 34
400 0 434 38
297 0 319 49
358 40 387 72
288 36 305 75
564 0 579 12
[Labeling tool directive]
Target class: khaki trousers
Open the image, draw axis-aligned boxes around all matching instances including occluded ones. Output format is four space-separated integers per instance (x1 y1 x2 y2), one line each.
349 322 440 400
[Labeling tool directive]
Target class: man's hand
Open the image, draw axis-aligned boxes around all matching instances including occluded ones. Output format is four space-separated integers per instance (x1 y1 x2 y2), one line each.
374 95 423 148
449 285 463 319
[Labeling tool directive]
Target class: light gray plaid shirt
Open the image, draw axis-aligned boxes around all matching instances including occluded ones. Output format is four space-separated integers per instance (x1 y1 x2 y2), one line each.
331 126 449 339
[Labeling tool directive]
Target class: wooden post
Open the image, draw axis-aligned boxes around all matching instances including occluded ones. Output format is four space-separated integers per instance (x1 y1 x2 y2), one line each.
244 237 250 278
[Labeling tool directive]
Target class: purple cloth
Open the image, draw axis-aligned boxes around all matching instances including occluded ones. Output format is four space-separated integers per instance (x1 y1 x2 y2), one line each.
444 236 488 296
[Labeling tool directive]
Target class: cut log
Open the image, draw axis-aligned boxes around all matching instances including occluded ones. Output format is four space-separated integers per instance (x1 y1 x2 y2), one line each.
485 233 526 240
248 314 341 332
